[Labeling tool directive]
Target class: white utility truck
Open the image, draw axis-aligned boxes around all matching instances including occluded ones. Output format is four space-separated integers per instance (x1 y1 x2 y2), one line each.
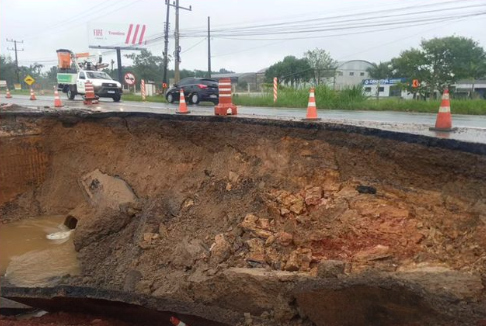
56 49 123 102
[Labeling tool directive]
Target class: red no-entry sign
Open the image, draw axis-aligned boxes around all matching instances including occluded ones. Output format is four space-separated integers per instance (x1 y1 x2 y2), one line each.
124 72 136 86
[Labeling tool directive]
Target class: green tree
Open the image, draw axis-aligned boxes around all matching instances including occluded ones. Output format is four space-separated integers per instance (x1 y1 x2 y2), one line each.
46 66 58 84
265 56 311 87
0 55 18 87
125 49 163 83
218 68 234 74
367 61 393 79
391 36 486 96
304 48 337 84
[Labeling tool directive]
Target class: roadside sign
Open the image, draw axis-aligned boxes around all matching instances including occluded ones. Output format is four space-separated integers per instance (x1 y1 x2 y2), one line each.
88 23 148 47
162 82 167 89
14 83 21 90
363 78 406 85
412 79 419 88
0 80 7 88
24 75 35 86
124 72 136 86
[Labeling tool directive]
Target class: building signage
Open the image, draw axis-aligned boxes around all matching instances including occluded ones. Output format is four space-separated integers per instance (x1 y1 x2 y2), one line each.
363 78 407 85
88 23 147 47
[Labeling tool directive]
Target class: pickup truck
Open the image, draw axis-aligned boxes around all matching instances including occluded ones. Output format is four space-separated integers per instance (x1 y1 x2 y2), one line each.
61 70 122 102
56 49 123 102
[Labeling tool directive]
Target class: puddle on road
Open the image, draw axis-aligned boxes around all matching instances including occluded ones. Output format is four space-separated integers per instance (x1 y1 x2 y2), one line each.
0 215 80 287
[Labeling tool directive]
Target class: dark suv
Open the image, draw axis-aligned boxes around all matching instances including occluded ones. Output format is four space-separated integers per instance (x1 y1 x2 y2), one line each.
165 78 219 104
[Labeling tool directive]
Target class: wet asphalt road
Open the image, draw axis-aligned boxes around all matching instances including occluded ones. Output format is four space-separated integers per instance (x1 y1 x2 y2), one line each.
2 95 486 144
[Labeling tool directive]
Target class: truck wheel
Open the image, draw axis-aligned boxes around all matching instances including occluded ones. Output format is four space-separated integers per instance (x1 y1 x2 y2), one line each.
67 87 76 100
113 94 121 102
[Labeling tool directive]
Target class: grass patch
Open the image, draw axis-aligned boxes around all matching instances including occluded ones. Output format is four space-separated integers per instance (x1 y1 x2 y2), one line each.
122 94 167 103
9 89 32 96
233 85 486 115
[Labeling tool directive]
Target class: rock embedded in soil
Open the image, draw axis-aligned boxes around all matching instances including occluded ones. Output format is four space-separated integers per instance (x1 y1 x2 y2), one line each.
317 260 346 278
304 186 323 206
210 234 232 265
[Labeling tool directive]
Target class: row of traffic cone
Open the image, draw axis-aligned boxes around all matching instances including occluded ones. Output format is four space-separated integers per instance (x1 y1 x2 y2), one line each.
2 84 456 131
4 87 63 107
301 87 455 131
4 88 37 100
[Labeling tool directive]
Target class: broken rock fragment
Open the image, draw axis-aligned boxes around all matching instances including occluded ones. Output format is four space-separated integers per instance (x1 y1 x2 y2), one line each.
317 260 345 278
80 169 138 210
284 248 312 271
240 214 273 238
276 231 293 247
246 238 266 264
354 245 391 261
305 186 323 206
210 234 231 265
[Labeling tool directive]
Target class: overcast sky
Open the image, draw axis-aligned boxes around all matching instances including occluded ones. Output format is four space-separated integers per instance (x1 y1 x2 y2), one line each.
1 0 485 73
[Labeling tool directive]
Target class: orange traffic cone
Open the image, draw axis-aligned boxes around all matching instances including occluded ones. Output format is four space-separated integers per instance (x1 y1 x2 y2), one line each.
176 88 190 114
429 89 456 132
170 316 188 326
5 88 12 98
53 87 63 108
303 87 320 121
83 81 99 105
214 78 237 116
30 88 37 100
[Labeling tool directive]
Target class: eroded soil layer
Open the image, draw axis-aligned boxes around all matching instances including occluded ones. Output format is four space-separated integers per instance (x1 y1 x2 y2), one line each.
1 111 485 326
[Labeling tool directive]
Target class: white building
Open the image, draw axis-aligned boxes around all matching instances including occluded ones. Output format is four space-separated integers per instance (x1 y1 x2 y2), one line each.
332 60 374 90
362 78 413 99
452 79 486 99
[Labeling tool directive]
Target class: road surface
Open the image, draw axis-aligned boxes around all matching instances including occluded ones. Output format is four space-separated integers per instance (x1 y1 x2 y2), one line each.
2 95 486 143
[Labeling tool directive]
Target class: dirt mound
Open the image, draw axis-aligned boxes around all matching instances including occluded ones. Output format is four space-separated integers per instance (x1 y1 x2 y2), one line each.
1 113 485 325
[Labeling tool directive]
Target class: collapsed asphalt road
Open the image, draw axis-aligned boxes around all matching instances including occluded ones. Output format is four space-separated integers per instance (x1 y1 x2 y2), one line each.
1 109 485 325
2 94 486 144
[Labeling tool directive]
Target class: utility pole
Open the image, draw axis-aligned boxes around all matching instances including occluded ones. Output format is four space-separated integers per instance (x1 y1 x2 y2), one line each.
116 47 123 83
163 0 171 86
6 39 24 83
168 0 191 83
207 16 211 78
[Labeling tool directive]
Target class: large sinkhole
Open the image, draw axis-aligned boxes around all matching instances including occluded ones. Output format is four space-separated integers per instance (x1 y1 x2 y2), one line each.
1 111 485 325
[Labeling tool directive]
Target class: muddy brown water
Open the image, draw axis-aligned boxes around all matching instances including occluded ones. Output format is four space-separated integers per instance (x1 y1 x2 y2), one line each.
0 216 80 287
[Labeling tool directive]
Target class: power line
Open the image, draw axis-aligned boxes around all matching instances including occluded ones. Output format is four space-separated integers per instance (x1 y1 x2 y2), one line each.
181 37 206 54
181 1 483 37
203 8 486 38
210 11 486 57
183 0 450 32
213 11 486 41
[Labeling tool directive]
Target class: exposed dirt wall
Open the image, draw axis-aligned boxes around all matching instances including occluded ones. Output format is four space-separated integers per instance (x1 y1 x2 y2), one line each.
1 112 485 325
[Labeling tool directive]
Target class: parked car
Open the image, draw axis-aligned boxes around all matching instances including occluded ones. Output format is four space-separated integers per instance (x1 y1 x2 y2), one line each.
165 78 219 104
